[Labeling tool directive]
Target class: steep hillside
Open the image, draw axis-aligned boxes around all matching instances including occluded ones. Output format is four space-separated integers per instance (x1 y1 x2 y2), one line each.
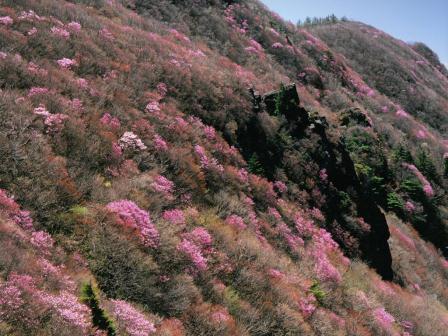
309 21 448 135
0 1 447 335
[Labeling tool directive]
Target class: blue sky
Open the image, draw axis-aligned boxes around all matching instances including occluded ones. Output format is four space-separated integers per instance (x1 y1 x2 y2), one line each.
260 0 448 67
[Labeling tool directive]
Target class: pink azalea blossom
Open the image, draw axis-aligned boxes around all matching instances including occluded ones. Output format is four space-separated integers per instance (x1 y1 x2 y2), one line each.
99 28 114 40
30 231 54 253
51 26 70 39
44 113 68 134
203 126 216 140
57 58 77 69
0 16 13 25
39 291 91 332
274 181 287 193
106 200 159 248
373 307 395 331
169 28 190 43
76 78 89 89
67 21 81 32
18 10 43 22
33 105 50 116
119 132 147 151
319 168 328 182
110 300 156 336
269 28 281 37
404 201 415 213
150 175 174 196
211 308 231 323
153 134 168 151
237 168 249 183
145 101 160 113
162 209 185 225
111 142 123 160
403 163 434 197
225 214 246 230
28 87 49 97
396 109 409 118
177 239 207 271
268 268 284 279
272 42 283 49
415 129 427 139
187 227 213 247
100 113 121 130
299 295 316 318
157 82 168 97
12 210 34 231
27 27 38 36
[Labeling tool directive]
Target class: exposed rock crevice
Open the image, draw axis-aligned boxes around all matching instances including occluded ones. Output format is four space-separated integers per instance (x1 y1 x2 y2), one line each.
242 84 393 279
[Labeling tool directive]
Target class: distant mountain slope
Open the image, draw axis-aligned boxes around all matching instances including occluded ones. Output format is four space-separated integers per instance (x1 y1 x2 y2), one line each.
309 21 448 135
0 1 447 335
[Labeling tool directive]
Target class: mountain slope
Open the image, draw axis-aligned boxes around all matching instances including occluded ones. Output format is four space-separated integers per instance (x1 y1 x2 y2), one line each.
0 1 447 335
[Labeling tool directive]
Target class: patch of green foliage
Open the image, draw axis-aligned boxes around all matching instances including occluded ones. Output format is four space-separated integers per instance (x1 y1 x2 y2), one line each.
81 282 116 335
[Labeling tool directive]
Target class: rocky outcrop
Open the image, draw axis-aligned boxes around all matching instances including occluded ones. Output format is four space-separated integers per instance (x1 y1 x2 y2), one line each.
242 84 393 279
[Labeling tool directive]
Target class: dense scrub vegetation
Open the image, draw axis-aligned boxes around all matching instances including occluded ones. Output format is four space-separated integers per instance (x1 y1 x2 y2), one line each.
0 0 447 335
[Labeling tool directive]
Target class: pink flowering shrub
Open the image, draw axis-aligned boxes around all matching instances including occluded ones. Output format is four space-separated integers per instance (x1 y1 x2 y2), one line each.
169 29 191 43
33 105 50 116
57 58 77 69
67 22 81 32
0 282 24 319
0 16 13 25
51 26 70 39
372 307 395 331
153 134 168 151
225 214 247 230
185 227 213 247
119 132 147 151
100 113 121 130
76 78 89 89
30 231 54 254
27 27 38 36
106 200 159 248
245 39 264 55
177 238 208 271
211 307 231 324
274 181 287 193
272 42 283 49
0 189 36 232
312 249 342 283
177 227 213 273
145 101 161 113
39 291 91 332
203 126 216 140
194 144 224 173
299 295 317 318
0 272 90 333
237 168 249 183
0 188 20 214
294 212 315 238
319 169 328 182
150 175 174 197
404 201 415 213
44 113 68 134
396 109 409 118
110 300 156 336
403 163 434 197
156 82 168 97
162 209 185 225
28 87 49 97
99 28 114 40
12 210 34 231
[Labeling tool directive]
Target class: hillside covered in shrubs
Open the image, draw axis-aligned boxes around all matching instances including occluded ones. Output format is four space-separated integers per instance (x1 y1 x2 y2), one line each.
0 0 447 335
